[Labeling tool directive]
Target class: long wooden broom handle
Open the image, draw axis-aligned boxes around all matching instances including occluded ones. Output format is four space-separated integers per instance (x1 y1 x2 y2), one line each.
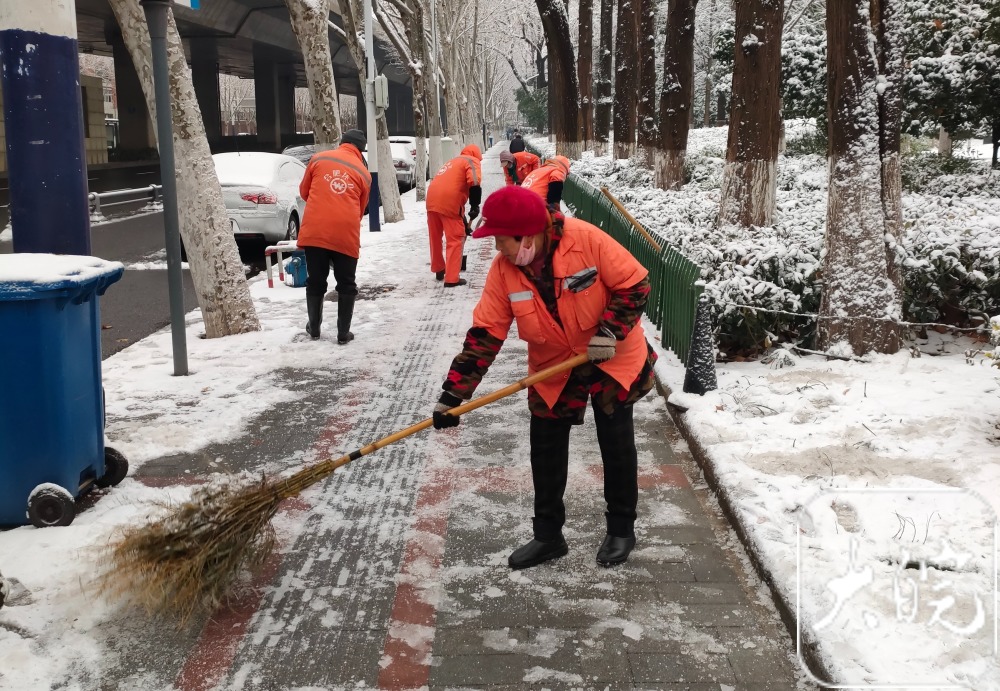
600 186 663 254
320 353 589 474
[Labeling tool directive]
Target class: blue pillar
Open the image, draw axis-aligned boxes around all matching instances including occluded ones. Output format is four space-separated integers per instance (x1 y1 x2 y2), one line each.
0 2 91 254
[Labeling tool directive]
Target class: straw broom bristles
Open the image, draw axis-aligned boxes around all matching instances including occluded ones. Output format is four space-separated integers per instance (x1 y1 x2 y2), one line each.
97 456 347 627
97 354 587 626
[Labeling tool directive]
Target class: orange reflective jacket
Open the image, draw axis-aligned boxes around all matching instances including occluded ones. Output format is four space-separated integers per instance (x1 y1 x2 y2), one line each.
521 155 569 201
297 144 371 258
470 217 648 410
503 151 541 186
426 144 483 217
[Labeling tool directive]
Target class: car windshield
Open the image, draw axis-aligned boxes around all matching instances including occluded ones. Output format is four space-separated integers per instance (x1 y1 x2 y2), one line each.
213 153 276 186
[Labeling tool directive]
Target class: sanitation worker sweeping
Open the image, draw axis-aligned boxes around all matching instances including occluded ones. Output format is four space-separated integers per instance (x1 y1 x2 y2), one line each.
97 352 587 625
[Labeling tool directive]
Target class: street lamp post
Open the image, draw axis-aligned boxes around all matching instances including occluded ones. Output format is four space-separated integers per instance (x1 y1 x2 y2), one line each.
141 0 188 376
364 0 380 232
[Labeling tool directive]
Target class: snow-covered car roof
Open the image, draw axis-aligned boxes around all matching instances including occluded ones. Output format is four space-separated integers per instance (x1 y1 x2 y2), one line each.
213 152 301 187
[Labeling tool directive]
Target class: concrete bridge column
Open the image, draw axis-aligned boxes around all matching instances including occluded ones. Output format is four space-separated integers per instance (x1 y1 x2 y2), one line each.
386 81 414 135
190 39 221 150
0 0 90 253
277 69 295 148
111 34 155 156
254 53 280 151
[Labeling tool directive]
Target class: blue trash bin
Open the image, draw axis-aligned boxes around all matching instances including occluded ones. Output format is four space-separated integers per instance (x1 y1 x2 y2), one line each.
0 254 126 528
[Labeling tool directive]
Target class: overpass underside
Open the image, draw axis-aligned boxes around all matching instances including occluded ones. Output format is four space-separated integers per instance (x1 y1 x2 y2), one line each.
73 0 415 157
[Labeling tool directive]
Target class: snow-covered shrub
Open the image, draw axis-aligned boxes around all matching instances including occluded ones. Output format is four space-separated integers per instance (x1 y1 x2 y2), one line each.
567 125 1000 357
901 153 985 193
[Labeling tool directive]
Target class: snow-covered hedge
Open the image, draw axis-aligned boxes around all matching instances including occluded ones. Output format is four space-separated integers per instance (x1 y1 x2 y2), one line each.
531 126 1000 355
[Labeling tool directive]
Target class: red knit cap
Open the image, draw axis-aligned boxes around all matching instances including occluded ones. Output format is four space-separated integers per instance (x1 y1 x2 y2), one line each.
471 186 549 239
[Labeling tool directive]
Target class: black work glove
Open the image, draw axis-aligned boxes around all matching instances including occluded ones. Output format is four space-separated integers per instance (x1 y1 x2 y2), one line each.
468 205 480 221
432 391 463 429
468 185 482 207
546 180 564 206
463 218 473 236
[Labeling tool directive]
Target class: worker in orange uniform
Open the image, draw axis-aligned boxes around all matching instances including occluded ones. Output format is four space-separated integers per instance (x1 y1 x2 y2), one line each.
430 185 657 570
522 155 570 207
500 149 541 186
297 129 371 344
425 144 483 287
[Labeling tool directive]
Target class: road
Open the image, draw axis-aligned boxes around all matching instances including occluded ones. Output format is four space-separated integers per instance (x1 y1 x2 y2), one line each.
2 164 268 359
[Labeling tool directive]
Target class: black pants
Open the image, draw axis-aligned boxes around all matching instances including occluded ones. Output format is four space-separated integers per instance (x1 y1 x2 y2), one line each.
529 402 639 541
303 246 358 298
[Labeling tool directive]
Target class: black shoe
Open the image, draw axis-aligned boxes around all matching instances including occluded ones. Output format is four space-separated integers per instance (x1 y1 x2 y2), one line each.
508 537 568 570
435 270 445 281
443 278 467 288
337 331 354 345
596 534 636 567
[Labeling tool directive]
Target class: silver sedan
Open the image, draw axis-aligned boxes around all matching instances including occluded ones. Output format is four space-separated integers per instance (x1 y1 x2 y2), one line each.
212 152 306 244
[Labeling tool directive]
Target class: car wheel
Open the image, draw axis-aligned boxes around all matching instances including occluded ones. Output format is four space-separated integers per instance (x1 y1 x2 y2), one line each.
285 213 299 241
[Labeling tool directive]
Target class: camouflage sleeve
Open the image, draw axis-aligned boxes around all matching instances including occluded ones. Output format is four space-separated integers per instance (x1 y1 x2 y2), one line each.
599 276 651 340
441 327 505 400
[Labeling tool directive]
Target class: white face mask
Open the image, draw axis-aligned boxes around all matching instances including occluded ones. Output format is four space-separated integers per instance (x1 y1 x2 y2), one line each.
513 236 537 266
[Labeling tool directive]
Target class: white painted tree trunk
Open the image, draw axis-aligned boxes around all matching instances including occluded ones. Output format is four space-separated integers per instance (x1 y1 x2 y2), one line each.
718 160 777 227
108 0 260 337
653 149 685 190
937 126 952 156
376 114 404 222
428 135 443 176
415 135 428 201
285 0 341 147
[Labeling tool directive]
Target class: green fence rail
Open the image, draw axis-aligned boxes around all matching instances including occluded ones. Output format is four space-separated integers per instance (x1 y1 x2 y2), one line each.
559 173 705 365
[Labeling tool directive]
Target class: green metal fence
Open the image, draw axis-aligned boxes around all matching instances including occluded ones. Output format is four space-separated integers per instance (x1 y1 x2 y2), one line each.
561 173 705 365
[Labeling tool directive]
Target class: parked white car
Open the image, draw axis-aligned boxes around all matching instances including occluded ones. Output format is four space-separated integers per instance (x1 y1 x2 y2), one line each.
212 152 306 243
389 136 429 179
389 142 416 189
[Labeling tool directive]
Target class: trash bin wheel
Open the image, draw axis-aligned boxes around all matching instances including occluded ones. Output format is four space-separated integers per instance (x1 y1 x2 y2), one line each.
96 447 129 488
27 485 76 528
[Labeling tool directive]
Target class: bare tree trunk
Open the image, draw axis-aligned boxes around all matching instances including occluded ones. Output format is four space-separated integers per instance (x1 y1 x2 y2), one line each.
337 0 404 222
703 0 716 127
578 0 595 150
874 0 903 295
594 0 615 155
636 0 659 166
655 0 699 190
818 0 900 355
613 0 639 158
108 0 259 337
285 0 342 147
408 2 429 199
536 0 582 157
718 0 782 227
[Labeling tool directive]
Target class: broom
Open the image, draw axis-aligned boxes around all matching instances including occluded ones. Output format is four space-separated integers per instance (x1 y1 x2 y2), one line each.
97 353 589 625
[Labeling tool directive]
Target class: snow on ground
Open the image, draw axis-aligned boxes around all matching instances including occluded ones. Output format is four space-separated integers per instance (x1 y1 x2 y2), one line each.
530 129 1000 688
2 131 999 689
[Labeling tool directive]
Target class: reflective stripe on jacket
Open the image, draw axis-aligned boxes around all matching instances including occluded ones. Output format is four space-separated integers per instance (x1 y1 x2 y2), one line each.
521 155 569 201
426 144 483 217
470 217 648 410
297 144 371 258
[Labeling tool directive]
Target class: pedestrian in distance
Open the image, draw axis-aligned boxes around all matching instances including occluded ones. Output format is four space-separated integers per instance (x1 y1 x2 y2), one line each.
522 155 569 207
500 149 541 187
425 144 483 287
509 132 526 154
430 185 658 570
297 128 371 344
